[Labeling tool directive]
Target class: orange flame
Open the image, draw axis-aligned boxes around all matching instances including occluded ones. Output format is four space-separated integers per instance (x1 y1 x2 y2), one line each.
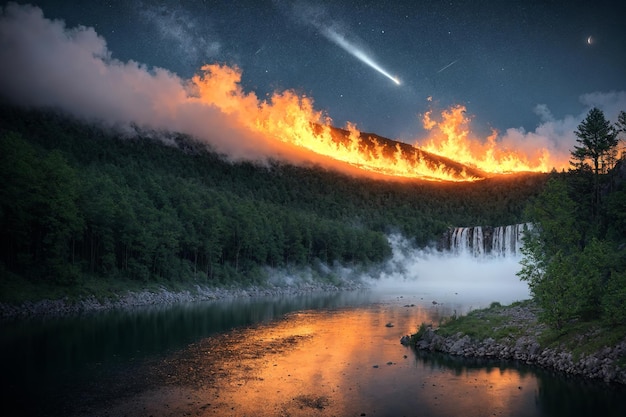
191 64 557 182
419 106 553 174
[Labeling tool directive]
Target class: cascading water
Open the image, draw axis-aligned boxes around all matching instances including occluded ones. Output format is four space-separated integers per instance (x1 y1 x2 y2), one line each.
443 223 533 257
472 226 484 257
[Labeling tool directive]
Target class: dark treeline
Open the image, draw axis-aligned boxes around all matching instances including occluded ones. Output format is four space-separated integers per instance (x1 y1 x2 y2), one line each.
0 106 547 288
519 107 626 328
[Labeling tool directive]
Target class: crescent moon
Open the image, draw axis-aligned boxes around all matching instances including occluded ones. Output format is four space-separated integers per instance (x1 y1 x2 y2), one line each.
587 36 593 45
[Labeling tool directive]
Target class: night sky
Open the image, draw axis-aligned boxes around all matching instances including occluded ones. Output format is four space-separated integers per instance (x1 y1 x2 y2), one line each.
1 0 625 145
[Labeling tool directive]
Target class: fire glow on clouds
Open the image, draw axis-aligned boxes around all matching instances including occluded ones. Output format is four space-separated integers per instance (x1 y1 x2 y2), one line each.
1 4 625 181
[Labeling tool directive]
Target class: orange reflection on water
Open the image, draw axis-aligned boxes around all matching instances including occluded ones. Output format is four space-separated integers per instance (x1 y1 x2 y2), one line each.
219 306 425 417
416 357 538 416
166 302 541 417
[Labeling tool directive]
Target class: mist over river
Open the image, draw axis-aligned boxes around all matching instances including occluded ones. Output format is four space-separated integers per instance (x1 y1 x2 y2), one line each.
2 255 626 417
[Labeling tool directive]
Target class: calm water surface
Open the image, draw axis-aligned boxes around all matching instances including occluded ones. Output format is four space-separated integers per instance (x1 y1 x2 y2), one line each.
1 287 625 417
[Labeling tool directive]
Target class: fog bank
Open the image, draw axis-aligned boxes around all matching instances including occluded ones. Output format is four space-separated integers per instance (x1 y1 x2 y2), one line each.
367 236 530 310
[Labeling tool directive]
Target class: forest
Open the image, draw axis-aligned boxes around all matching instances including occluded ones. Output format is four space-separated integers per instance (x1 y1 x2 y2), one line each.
0 105 548 296
519 108 626 328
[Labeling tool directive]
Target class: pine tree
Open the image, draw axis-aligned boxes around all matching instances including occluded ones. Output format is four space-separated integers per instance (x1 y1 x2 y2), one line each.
572 107 618 218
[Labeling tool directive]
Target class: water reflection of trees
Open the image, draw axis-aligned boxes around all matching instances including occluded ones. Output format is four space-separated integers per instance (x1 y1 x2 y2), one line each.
535 370 626 417
411 349 626 417
1 290 373 391
411 349 532 378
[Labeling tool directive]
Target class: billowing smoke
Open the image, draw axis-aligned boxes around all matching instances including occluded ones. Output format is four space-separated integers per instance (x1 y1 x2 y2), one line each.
0 3 332 166
499 92 626 169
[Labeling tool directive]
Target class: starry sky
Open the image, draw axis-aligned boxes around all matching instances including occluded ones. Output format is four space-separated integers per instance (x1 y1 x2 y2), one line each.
2 0 625 142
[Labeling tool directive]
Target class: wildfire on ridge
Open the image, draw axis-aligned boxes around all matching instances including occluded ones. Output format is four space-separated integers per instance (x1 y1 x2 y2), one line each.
191 64 557 182
420 106 553 174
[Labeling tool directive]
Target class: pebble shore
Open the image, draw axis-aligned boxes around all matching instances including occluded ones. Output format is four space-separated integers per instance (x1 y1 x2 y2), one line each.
0 281 364 320
401 302 626 384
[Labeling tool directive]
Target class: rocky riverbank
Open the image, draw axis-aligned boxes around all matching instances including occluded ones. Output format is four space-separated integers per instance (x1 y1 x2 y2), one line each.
0 281 365 320
401 301 626 384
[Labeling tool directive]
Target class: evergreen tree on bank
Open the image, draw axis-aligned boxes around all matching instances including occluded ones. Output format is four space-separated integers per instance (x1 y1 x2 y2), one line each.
571 107 619 221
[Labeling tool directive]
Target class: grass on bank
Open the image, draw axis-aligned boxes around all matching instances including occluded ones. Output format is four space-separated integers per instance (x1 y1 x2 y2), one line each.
434 300 534 341
412 300 626 367
411 300 534 345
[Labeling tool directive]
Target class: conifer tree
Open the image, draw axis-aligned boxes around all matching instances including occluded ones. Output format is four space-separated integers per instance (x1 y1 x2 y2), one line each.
572 107 618 218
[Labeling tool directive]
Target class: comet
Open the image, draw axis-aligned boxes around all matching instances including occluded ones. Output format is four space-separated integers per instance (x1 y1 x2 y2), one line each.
437 59 459 73
322 27 401 85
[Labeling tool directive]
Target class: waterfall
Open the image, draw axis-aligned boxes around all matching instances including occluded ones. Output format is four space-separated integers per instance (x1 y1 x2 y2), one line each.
451 227 468 255
472 226 484 257
445 223 532 257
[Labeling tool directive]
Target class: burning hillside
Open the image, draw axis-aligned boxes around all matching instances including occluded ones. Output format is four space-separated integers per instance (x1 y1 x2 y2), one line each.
191 64 564 182
319 124 488 181
0 5 572 182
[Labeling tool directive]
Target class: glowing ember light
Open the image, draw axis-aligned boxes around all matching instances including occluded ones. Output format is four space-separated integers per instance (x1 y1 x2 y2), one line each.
191 64 562 182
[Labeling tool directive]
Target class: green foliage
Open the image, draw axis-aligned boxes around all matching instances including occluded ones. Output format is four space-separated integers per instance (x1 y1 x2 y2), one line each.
523 238 612 328
572 107 620 221
538 251 583 328
410 322 431 344
525 177 580 254
603 269 626 326
573 107 619 176
539 319 626 362
520 179 623 328
519 107 626 330
518 178 578 328
605 185 626 241
0 133 84 285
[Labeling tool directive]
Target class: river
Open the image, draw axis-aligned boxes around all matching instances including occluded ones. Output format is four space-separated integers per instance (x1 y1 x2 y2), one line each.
2 276 626 416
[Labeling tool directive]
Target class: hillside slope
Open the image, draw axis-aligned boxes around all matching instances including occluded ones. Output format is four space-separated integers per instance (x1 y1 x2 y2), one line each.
322 124 489 180
0 105 548 290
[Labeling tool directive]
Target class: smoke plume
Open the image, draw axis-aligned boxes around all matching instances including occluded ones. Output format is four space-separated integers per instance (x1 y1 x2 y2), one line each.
498 92 626 169
0 3 331 166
